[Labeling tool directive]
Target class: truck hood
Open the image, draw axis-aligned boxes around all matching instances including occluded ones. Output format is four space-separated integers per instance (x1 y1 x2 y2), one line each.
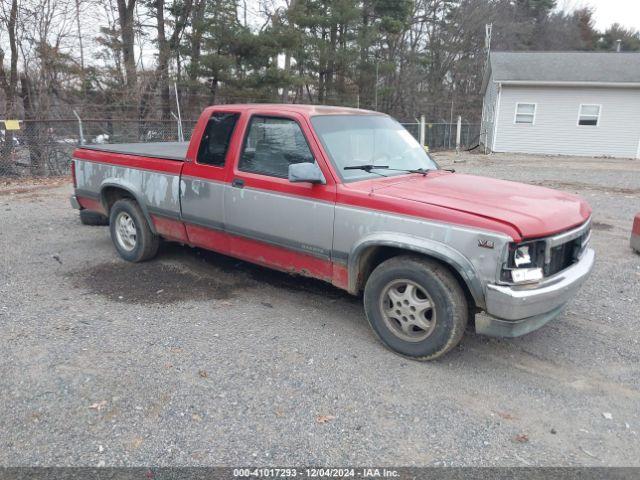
370 172 591 239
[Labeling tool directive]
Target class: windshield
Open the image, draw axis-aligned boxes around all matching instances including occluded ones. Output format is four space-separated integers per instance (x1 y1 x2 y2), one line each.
311 115 438 182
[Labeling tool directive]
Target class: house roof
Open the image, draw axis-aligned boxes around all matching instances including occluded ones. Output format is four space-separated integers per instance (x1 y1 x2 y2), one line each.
482 51 640 92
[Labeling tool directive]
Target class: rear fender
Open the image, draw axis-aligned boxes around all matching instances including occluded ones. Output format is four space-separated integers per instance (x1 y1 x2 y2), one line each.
99 180 158 234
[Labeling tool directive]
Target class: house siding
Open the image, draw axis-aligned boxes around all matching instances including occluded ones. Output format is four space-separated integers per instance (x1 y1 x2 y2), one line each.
492 85 640 158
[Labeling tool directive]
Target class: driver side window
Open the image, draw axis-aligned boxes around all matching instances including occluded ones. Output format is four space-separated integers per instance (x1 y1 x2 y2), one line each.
238 116 314 178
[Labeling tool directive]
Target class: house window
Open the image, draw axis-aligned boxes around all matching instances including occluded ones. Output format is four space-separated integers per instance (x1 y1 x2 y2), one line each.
515 103 536 124
578 104 600 126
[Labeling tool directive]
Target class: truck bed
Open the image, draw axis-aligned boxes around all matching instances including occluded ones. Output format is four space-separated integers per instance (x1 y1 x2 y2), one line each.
80 142 189 161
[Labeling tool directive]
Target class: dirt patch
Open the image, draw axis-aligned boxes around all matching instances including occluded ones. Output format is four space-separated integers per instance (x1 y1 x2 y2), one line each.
67 243 349 305
68 261 247 304
185 246 348 300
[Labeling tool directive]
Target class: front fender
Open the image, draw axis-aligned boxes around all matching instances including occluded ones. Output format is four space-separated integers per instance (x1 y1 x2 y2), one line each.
347 232 485 308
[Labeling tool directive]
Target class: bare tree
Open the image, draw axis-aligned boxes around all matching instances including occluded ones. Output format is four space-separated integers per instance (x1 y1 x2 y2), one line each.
117 0 137 89
153 0 193 120
0 0 19 173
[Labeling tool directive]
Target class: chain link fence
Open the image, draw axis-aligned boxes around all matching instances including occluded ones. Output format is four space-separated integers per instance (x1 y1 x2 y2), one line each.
0 120 198 178
402 122 481 151
1 119 479 178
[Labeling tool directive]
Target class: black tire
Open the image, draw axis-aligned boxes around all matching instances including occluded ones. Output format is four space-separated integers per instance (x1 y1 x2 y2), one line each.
363 256 468 360
79 210 109 226
109 199 159 262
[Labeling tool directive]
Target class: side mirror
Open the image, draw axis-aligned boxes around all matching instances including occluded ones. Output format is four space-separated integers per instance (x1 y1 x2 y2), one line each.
288 162 326 184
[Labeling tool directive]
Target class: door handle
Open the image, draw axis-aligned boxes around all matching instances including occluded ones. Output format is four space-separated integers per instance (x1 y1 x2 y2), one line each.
232 178 244 188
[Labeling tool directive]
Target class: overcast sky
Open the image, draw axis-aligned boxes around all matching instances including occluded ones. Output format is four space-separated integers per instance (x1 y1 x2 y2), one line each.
560 0 640 31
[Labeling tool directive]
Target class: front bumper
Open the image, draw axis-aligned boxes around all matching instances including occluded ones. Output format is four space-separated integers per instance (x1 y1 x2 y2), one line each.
477 248 595 337
70 194 81 210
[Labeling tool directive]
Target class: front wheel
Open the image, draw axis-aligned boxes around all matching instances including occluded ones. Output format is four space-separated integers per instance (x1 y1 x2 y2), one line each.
109 199 159 262
363 256 468 360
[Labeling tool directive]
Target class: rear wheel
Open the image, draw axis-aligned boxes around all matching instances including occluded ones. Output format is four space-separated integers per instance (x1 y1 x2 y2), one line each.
363 256 468 360
109 199 159 262
79 210 109 226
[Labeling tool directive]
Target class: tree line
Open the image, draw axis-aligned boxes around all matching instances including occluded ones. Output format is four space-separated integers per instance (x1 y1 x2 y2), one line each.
1 0 639 125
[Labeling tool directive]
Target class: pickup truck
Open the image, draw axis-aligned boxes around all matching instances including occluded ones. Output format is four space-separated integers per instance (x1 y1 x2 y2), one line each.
70 104 595 360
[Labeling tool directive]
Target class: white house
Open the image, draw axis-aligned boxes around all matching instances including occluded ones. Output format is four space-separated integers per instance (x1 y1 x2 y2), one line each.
481 51 640 159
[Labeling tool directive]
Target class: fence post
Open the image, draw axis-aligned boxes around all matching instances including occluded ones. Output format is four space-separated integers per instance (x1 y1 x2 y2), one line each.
174 82 184 142
419 115 426 147
73 110 85 145
455 115 461 153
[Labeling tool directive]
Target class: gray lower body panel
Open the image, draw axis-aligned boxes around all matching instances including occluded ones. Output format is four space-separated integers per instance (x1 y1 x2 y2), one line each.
224 186 335 260
180 176 226 231
74 159 182 217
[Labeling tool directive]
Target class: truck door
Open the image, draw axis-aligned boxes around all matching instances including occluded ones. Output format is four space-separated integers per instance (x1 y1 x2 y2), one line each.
223 112 337 279
181 111 241 252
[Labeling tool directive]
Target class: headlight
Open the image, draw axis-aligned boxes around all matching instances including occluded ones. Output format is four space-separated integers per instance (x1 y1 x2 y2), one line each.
501 240 545 284
514 245 531 267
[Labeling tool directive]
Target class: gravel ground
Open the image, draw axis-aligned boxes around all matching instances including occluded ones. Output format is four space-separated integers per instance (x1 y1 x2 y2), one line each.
0 152 639 467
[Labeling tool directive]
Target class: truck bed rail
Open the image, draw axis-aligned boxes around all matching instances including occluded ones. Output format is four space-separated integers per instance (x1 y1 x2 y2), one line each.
79 142 188 161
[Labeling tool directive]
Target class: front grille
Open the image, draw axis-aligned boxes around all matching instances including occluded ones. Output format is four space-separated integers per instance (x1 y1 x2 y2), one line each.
545 228 590 276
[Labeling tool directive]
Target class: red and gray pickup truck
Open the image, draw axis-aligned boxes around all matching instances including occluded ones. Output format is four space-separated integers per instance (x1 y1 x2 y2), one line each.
70 104 594 360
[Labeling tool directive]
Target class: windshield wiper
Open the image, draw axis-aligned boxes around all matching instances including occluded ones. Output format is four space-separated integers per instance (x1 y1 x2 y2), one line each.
344 164 389 172
343 165 430 176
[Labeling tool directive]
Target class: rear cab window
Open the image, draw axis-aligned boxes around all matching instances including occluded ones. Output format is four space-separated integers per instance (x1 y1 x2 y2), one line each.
197 113 240 166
